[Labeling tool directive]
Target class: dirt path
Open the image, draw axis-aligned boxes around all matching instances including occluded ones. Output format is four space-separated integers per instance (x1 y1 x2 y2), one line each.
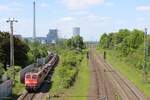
88 49 147 100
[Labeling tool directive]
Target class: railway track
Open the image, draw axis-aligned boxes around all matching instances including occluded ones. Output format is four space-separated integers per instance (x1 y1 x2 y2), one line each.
18 92 35 100
89 50 116 100
96 54 147 100
90 49 147 100
18 53 59 100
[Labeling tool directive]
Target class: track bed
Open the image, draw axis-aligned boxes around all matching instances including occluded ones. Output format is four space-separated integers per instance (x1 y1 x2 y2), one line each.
88 49 147 100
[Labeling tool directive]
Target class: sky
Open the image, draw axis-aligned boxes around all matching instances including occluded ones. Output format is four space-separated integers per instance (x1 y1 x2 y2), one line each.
0 0 150 41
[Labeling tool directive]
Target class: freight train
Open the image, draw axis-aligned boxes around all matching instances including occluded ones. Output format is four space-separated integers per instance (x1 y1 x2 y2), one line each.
20 53 58 92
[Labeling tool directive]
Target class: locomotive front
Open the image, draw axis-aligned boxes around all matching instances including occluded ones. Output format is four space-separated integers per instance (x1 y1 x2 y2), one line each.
25 73 39 92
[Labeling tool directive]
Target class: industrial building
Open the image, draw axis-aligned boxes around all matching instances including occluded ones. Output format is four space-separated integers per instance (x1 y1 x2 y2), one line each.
46 29 58 43
73 27 80 36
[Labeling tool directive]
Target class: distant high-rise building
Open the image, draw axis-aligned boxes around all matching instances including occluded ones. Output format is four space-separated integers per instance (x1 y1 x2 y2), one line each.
73 27 80 36
47 29 58 43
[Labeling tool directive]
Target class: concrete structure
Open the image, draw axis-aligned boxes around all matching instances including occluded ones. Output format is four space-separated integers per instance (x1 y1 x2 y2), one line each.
73 27 80 36
36 37 47 44
23 37 47 44
14 35 22 40
46 29 58 43
23 29 59 44
33 1 36 42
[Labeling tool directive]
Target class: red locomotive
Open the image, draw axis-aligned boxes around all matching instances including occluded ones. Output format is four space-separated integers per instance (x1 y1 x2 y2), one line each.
24 53 58 92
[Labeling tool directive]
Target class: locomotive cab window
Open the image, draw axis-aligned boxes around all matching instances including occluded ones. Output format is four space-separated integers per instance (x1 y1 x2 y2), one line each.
32 75 37 79
26 75 31 79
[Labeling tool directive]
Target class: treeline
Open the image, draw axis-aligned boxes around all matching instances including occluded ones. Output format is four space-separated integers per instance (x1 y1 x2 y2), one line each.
56 35 85 51
99 29 150 71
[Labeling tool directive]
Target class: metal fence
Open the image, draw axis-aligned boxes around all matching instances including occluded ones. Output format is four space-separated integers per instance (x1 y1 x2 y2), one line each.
0 80 13 100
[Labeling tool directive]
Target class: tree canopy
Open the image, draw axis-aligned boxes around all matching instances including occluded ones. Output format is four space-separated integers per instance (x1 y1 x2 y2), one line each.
0 31 30 69
98 29 150 70
65 35 85 50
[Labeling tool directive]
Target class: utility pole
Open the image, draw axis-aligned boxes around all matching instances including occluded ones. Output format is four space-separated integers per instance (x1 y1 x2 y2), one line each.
143 28 148 82
6 18 18 81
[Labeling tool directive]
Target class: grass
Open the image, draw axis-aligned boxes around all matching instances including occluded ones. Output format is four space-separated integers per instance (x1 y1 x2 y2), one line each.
97 49 150 99
64 56 90 100
49 56 90 100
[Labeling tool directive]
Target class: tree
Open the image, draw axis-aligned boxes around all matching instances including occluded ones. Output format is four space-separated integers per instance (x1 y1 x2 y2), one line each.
99 33 109 48
0 31 30 69
65 36 85 50
26 41 49 63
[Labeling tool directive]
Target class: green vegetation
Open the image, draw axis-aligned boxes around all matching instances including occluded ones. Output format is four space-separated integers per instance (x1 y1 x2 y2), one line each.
98 29 150 98
65 35 85 50
26 42 50 64
50 50 81 90
4 66 25 97
64 56 90 100
98 29 150 75
98 49 150 99
0 31 30 69
50 51 89 100
0 32 89 99
0 31 52 97
48 36 89 100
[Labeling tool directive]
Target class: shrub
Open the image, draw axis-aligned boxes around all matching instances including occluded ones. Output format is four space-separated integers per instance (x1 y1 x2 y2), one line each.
51 50 83 90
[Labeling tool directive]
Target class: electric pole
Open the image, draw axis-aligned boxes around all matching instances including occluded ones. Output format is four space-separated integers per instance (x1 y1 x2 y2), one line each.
6 18 18 81
143 28 148 82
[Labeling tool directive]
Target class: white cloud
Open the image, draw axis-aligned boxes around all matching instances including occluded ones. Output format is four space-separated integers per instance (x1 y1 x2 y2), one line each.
62 0 105 10
136 6 150 11
0 5 9 12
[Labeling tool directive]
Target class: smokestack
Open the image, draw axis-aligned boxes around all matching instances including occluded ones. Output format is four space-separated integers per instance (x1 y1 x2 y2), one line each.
33 1 36 42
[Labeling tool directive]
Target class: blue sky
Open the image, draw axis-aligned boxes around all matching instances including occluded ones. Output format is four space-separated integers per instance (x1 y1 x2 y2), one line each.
0 0 150 41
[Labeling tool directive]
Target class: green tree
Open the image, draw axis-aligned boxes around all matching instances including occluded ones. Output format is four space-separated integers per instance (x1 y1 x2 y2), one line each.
65 36 85 50
0 32 30 69
99 33 109 48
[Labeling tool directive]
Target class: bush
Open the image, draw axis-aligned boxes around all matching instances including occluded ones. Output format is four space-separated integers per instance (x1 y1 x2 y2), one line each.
51 50 84 90
57 65 77 88
4 66 21 79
